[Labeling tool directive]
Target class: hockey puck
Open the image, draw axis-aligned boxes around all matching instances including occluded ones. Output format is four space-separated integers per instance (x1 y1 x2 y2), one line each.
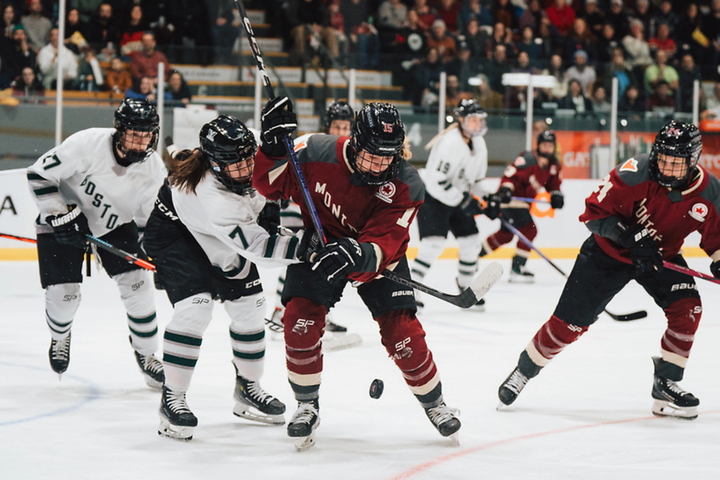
369 379 384 399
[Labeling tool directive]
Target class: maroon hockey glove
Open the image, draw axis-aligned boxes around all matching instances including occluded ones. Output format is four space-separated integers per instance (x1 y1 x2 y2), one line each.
311 238 377 286
618 224 663 277
550 191 564 209
711 261 720 279
46 205 90 249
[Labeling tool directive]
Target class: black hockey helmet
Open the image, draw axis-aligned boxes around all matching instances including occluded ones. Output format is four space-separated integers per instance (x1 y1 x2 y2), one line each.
113 98 160 164
454 99 488 137
200 115 258 195
349 102 405 186
649 120 702 189
536 130 556 158
324 100 355 134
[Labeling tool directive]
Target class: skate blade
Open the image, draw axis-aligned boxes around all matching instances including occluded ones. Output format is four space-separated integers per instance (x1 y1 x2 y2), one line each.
233 403 285 425
509 276 534 284
158 419 194 441
142 375 163 390
322 333 362 352
294 432 316 452
652 400 698 420
448 432 460 446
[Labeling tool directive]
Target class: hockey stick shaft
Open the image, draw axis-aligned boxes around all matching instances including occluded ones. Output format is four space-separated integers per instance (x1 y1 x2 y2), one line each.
85 235 156 272
0 232 37 244
498 216 647 321
663 261 720 285
235 0 326 247
513 196 551 204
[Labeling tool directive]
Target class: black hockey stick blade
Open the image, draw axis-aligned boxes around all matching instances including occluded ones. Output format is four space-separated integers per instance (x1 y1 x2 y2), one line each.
382 261 503 308
604 308 648 322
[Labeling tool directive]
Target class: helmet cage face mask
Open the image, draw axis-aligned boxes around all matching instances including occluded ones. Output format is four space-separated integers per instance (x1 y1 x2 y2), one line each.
324 100 355 134
649 121 702 189
349 103 405 186
113 99 159 164
454 100 488 137
200 115 258 195
536 130 556 159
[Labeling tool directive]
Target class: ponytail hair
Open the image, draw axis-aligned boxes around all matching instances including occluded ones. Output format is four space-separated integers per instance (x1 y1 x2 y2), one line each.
167 148 209 194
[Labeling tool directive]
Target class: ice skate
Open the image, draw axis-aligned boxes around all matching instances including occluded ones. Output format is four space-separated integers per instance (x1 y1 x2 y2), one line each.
424 402 461 445
287 401 320 451
509 256 535 284
134 350 165 389
233 374 286 425
158 387 198 441
49 333 71 379
651 357 699 420
498 366 529 408
321 314 361 352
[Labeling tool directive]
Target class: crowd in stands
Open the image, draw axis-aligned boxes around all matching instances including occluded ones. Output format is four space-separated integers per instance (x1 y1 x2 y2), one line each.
2 0 720 120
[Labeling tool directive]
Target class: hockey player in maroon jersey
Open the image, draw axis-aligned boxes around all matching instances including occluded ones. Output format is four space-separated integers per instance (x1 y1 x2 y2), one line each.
480 130 565 282
497 121 720 420
253 97 461 450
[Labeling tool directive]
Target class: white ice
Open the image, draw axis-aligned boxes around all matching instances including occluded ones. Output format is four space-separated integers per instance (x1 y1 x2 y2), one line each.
2 257 719 480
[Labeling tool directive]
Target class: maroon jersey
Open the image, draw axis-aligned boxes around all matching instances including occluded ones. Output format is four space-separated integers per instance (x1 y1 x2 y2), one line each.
499 151 562 198
253 134 424 283
580 154 720 264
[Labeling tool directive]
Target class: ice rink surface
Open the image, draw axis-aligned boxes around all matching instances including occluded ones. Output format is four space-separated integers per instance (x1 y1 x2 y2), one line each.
2 256 719 480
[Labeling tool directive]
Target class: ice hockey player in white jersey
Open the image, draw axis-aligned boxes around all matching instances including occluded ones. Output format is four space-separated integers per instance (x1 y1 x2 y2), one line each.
410 99 489 310
27 98 166 388
143 115 317 441
266 100 361 351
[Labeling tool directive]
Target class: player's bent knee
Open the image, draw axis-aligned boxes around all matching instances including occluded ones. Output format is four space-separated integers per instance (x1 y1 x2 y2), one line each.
169 293 214 336
45 283 82 321
283 297 325 350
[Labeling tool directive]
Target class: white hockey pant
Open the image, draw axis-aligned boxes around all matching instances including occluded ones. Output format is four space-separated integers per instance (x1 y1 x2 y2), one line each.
456 234 481 289
45 283 81 341
114 269 158 355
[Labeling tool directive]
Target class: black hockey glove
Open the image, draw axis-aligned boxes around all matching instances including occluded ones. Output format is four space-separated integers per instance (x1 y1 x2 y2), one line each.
258 201 281 235
483 193 502 220
260 96 297 157
550 190 564 209
459 193 483 217
498 186 512 204
311 238 377 286
296 229 322 263
711 261 720 279
46 205 90 249
617 224 663 277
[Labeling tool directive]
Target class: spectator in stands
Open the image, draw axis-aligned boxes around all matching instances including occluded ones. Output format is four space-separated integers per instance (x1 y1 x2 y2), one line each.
602 48 638 100
21 0 52 52
580 0 604 38
285 0 340 67
464 18 489 59
166 0 214 65
411 0 436 34
64 8 88 55
445 73 473 110
536 18 559 63
412 47 444 109
622 18 653 70
676 3 704 62
378 0 408 30
125 75 171 101
12 66 44 97
559 78 593 115
167 69 192 105
605 0 629 40
210 0 238 64
84 2 119 52
647 79 676 113
644 49 678 96
543 53 567 101
328 0 348 61
546 0 575 37
488 22 515 60
1 25 36 81
119 5 147 57
596 22 620 68
458 0 492 33
563 18 596 65
591 84 611 114
649 22 677 58
653 0 679 36
3 4 18 40
447 43 477 90
519 0 546 33
473 73 503 111
618 84 645 119
427 19 457 63
633 0 654 38
677 53 702 112
0 57 13 89
77 47 102 91
505 51 538 110
494 0 517 32
482 43 511 95
435 0 461 33
341 0 378 69
700 0 720 75
72 0 104 24
565 49 595 97
517 26 544 68
130 32 171 86
37 28 79 90
104 56 132 95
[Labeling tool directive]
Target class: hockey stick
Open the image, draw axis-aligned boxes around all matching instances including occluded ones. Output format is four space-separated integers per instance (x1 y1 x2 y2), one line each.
236 2 502 308
0 232 37 244
498 216 648 321
662 261 720 286
513 196 551 204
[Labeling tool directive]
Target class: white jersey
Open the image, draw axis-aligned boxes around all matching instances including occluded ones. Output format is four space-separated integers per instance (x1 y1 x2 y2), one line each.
28 128 166 237
169 170 300 279
421 127 488 207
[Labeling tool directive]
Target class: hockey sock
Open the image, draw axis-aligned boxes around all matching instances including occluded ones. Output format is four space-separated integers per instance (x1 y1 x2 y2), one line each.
412 236 446 279
224 293 266 382
284 297 325 388
456 234 480 289
526 315 589 367
45 283 81 341
115 269 158 355
660 297 702 371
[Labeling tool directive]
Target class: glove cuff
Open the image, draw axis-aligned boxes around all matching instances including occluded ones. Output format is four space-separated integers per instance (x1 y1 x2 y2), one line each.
48 206 81 227
260 138 287 158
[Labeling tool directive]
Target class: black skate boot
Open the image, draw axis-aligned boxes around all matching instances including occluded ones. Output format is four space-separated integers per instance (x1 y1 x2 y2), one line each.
498 351 542 408
158 387 198 441
509 255 534 283
49 333 71 378
651 356 699 420
134 350 165 389
233 373 286 425
424 402 461 440
287 400 320 451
